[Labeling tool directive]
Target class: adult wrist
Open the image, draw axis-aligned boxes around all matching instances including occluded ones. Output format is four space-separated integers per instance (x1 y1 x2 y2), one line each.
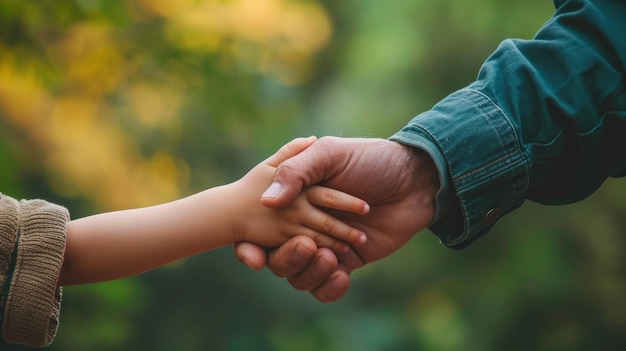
390 138 455 226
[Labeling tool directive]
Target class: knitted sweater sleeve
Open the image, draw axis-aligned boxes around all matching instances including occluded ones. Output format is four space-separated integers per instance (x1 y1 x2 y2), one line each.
0 193 69 347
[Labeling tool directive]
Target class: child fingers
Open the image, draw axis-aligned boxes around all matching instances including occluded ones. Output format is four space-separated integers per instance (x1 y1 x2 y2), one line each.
295 227 351 255
305 209 367 246
305 186 370 215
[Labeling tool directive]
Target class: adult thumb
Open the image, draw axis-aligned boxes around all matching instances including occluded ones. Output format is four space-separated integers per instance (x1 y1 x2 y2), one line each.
261 136 339 208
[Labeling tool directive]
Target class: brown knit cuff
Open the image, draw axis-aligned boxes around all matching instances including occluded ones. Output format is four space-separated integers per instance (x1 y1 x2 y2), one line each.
0 195 20 309
2 197 69 347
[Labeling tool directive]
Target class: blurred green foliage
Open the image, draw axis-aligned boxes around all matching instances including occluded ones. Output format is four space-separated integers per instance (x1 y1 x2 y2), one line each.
1 0 624 350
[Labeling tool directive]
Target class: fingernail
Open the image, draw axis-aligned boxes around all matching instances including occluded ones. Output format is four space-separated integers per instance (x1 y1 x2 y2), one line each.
294 244 309 261
330 276 348 291
315 256 332 273
357 232 367 245
262 182 282 198
362 203 370 214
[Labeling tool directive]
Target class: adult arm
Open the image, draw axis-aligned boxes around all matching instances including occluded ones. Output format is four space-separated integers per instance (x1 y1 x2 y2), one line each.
236 138 439 301
391 0 626 249
236 0 626 301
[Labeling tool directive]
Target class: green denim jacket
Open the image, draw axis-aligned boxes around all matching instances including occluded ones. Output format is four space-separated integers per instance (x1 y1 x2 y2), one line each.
390 0 626 249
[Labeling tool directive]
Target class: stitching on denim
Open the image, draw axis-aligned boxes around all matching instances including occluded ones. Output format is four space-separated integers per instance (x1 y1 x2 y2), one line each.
455 89 530 192
454 153 513 182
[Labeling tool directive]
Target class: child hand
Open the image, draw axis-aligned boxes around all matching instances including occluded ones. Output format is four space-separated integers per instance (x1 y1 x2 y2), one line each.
233 137 369 253
274 184 370 253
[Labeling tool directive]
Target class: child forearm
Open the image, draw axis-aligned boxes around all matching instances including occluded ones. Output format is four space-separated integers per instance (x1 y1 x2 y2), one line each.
59 186 236 286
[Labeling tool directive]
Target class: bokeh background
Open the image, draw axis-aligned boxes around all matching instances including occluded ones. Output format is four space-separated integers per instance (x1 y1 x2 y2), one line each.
1 0 624 350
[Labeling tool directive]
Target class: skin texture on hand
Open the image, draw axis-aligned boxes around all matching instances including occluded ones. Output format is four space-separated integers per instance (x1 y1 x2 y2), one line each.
234 136 439 302
231 137 370 252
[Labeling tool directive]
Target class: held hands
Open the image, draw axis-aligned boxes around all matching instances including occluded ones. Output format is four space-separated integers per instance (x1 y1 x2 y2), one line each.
234 137 439 302
231 136 370 253
58 137 367 287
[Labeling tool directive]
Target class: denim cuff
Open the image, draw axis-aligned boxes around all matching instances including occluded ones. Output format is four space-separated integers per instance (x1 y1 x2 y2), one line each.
388 133 454 226
391 88 529 250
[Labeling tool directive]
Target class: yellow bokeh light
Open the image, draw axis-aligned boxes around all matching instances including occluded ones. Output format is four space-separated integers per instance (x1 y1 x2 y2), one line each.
1 0 331 211
47 23 126 97
139 0 332 84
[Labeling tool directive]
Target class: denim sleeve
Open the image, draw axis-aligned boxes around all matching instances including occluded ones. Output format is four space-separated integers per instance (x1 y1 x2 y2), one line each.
390 0 626 250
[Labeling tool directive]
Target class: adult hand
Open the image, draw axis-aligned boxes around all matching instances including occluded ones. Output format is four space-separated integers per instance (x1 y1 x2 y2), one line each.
234 136 439 302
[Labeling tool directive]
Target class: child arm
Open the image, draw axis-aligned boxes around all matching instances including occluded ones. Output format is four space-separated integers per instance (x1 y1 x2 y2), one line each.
59 137 368 286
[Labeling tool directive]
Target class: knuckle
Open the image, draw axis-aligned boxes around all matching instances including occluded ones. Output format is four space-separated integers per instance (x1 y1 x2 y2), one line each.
323 217 336 234
274 162 298 179
322 189 339 207
312 233 326 247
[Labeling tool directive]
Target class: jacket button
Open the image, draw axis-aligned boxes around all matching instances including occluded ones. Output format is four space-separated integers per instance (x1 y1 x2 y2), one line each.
483 208 501 227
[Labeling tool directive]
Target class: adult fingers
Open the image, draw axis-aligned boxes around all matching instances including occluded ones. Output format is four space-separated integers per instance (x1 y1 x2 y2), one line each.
285 250 361 302
264 237 355 302
265 236 320 278
262 136 348 208
309 267 351 303
233 241 267 271
282 247 339 291
289 225 353 254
